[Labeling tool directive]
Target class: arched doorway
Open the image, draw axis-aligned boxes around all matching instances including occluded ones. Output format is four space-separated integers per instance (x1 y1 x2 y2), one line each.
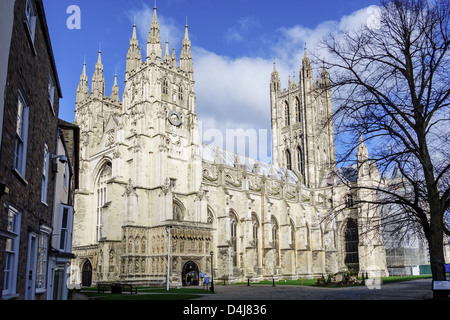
344 219 359 274
182 261 199 287
81 260 92 287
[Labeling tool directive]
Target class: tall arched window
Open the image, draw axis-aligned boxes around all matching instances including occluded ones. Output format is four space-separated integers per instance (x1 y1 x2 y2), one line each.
295 98 301 123
173 201 183 221
207 207 214 225
252 214 259 244
346 194 354 208
344 219 359 266
284 101 290 126
252 214 260 268
271 217 279 266
230 211 238 267
286 149 292 171
96 162 112 242
178 84 184 101
296 146 304 177
162 79 169 95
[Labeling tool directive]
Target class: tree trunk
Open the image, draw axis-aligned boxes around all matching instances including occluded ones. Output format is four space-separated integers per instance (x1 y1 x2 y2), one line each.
429 211 448 300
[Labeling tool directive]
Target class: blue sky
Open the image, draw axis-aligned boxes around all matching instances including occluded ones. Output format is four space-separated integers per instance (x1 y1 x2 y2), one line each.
43 0 379 161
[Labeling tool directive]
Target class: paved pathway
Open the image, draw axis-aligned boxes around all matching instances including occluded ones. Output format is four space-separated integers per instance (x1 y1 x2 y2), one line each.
70 279 439 301
191 279 434 300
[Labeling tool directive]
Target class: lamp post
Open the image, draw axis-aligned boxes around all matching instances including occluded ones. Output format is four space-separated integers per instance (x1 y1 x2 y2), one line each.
210 251 214 293
166 226 172 291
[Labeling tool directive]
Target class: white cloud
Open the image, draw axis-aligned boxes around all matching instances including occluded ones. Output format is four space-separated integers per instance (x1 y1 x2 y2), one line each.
224 16 261 43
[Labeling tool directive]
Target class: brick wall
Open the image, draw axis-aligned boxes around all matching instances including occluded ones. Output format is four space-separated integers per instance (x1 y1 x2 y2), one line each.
0 0 61 300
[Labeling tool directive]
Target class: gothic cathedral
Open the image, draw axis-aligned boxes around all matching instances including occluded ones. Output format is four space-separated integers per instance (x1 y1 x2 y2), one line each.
71 6 389 287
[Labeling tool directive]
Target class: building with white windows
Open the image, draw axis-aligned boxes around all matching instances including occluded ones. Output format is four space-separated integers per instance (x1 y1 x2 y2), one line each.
0 0 78 300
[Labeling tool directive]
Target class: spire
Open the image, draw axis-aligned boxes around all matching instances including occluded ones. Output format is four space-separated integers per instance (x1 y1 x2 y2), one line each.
82 59 87 76
184 19 190 41
91 49 105 97
163 40 171 65
147 5 162 61
180 23 193 73
76 61 90 103
171 47 177 69
357 132 374 180
126 24 143 78
300 46 313 88
302 47 312 70
110 74 120 103
132 23 137 40
357 132 370 174
320 60 330 87
97 48 102 65
270 61 281 93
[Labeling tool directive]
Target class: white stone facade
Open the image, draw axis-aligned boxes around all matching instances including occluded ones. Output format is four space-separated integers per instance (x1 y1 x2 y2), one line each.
71 6 390 287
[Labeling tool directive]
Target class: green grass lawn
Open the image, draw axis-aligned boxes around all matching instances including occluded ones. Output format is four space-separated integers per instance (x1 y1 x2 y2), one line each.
77 275 433 300
235 274 433 287
381 274 432 284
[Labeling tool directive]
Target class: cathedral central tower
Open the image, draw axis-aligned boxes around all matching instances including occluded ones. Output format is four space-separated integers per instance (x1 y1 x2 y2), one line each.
270 50 336 188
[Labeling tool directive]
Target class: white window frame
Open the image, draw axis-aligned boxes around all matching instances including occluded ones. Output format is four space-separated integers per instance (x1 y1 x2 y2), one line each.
41 143 50 204
35 227 50 293
2 207 22 300
48 73 55 114
14 91 29 180
59 205 74 252
24 0 37 45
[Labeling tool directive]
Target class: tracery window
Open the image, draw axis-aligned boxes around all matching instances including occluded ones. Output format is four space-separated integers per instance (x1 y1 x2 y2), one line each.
230 211 238 267
96 162 112 242
295 98 301 123
162 79 169 95
252 214 260 268
178 85 184 100
344 219 359 265
173 201 183 221
284 101 290 126
296 146 304 176
286 149 292 171
252 214 259 245
207 208 214 225
346 194 354 208
271 217 279 266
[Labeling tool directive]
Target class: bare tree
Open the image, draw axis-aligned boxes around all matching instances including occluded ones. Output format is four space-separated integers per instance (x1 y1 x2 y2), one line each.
318 0 450 299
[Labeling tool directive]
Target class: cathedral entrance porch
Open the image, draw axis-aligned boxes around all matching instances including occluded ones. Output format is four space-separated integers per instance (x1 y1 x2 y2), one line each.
82 260 93 287
182 261 200 287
